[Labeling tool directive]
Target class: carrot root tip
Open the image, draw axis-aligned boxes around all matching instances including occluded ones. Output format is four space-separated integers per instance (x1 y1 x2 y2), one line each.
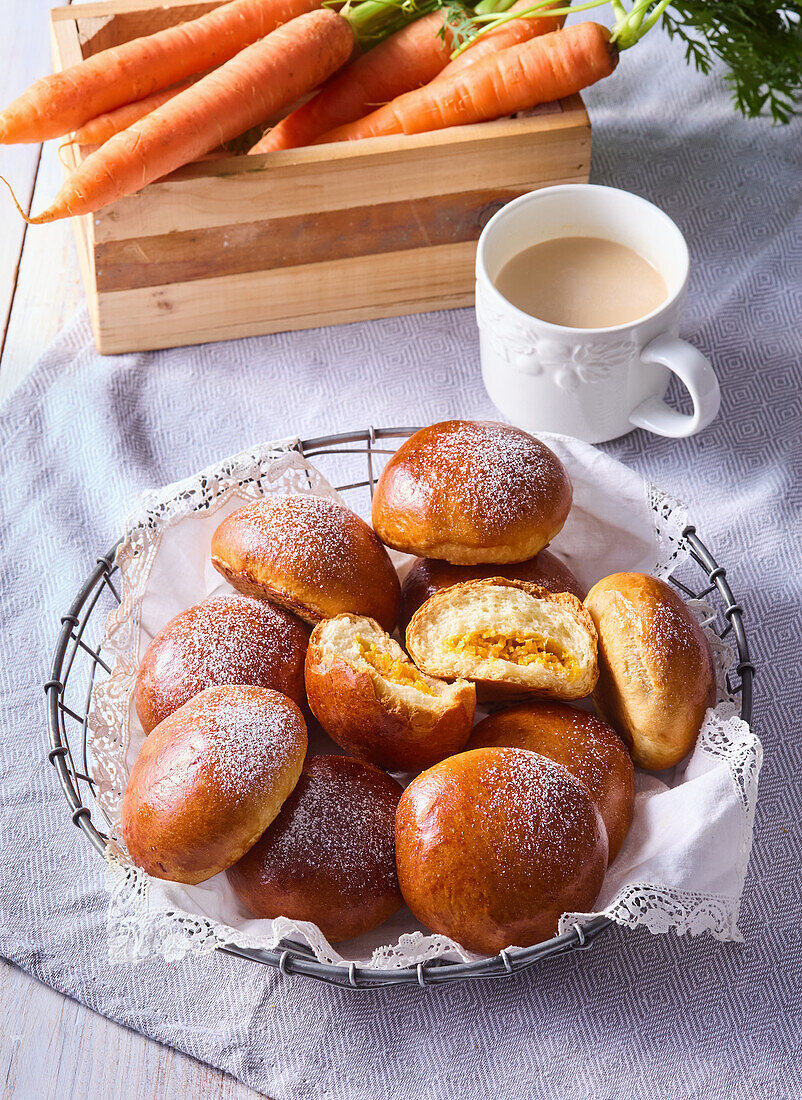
57 141 75 169
0 175 36 224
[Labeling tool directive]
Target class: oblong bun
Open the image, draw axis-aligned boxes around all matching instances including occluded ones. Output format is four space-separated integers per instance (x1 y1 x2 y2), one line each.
371 420 572 564
398 550 585 635
305 614 476 772
135 593 309 735
211 494 400 631
227 754 403 942
121 685 307 884
395 747 607 955
468 700 634 862
584 572 716 770
406 577 598 701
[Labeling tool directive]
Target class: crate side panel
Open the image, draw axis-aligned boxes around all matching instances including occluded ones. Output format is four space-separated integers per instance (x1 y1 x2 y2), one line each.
93 242 479 352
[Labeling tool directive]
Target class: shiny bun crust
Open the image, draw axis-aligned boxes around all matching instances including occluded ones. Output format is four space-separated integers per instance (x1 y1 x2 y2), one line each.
227 755 403 942
134 593 309 735
584 573 716 771
211 494 401 631
395 747 607 954
406 577 598 702
305 614 475 772
121 685 307 884
398 550 585 635
468 701 634 862
371 420 572 565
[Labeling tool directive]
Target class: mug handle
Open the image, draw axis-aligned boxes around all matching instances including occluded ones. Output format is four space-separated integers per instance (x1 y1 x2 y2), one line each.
629 334 721 438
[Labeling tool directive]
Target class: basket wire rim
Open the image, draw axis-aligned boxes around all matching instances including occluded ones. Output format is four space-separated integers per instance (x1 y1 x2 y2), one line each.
44 427 755 989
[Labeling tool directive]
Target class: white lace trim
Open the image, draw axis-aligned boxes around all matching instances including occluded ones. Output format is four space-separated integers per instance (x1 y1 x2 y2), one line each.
90 438 761 969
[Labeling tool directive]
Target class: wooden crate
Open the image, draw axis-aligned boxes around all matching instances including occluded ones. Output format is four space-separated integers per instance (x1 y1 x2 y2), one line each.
51 0 591 354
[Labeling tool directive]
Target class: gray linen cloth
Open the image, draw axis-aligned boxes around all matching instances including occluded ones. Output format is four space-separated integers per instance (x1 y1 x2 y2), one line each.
1 26 800 1100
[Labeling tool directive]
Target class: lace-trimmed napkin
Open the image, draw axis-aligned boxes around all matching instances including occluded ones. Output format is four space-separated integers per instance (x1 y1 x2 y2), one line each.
90 432 762 968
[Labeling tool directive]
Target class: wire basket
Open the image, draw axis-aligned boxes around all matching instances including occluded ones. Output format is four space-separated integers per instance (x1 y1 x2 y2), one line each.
45 427 755 990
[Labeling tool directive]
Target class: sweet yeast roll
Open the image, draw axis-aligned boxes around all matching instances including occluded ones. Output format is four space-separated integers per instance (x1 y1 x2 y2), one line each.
584 572 716 771
227 754 403 942
211 493 400 631
135 593 309 735
371 420 572 565
406 577 598 701
121 685 307 885
395 747 607 955
305 614 475 772
468 700 634 861
398 550 585 634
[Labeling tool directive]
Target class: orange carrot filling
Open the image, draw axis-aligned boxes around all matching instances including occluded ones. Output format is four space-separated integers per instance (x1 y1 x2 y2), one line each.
356 636 437 695
446 630 579 679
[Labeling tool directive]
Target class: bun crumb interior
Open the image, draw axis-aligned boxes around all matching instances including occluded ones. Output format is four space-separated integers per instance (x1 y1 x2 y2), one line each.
305 614 476 772
406 578 598 700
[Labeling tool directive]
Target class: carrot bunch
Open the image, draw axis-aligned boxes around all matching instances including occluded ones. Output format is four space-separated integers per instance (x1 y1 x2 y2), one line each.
316 21 616 143
0 0 625 223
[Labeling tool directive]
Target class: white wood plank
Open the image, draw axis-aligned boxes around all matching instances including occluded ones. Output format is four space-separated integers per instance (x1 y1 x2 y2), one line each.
0 959 271 1100
0 137 83 400
0 1 59 356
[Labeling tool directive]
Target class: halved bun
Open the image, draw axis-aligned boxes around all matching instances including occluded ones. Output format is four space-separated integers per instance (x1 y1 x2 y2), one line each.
211 494 400 631
406 578 598 701
305 615 476 772
371 420 572 564
584 572 716 770
398 550 585 635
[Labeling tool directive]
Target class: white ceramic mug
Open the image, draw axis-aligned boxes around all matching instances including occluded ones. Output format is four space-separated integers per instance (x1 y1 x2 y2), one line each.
475 185 721 444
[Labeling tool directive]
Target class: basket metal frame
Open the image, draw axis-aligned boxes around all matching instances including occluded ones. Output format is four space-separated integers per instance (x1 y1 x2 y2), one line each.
44 427 755 989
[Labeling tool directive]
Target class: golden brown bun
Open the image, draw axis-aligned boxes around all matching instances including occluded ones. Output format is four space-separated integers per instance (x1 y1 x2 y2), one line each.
398 550 585 635
305 614 476 772
584 572 716 771
227 754 403 942
371 420 572 564
211 494 400 631
134 593 309 735
406 577 598 702
395 747 607 955
468 701 634 862
121 685 307 884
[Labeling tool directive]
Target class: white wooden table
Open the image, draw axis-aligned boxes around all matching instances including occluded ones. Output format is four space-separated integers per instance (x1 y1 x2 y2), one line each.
0 4 267 1095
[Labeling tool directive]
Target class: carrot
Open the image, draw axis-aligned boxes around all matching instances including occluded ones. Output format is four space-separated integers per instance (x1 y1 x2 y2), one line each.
0 0 322 144
9 10 354 223
248 11 456 154
65 78 201 147
431 0 563 84
316 22 616 143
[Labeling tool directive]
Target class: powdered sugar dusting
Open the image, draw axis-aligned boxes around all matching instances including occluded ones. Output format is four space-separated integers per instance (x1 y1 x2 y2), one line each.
646 590 708 684
145 595 307 716
257 756 400 890
477 749 601 876
403 421 568 534
182 685 305 806
235 495 387 593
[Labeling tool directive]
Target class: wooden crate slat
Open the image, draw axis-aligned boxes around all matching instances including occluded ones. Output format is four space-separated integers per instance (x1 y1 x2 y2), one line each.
51 0 225 20
75 4 222 56
93 242 480 352
92 113 590 243
96 185 576 292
